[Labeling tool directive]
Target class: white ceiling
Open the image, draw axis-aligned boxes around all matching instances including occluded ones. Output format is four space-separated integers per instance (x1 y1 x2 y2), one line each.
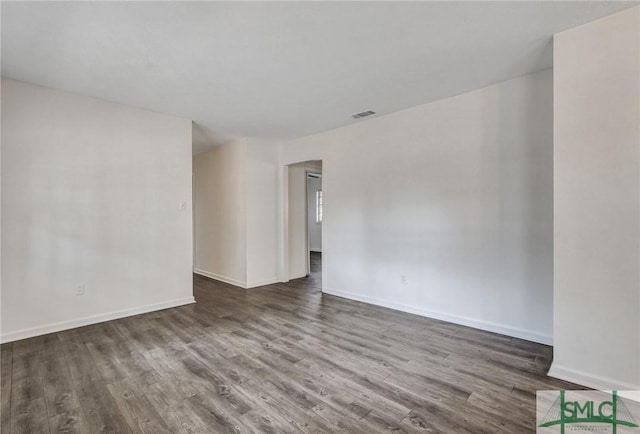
2 1 638 154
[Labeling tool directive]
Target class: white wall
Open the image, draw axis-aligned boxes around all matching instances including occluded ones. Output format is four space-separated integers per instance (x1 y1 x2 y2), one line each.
1 78 194 342
246 139 279 287
552 7 640 390
279 70 554 344
307 175 322 253
193 139 247 287
1 77 3 340
194 138 280 288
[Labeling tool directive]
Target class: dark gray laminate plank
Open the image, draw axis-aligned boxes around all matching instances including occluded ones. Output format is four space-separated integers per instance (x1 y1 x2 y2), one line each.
1 343 13 433
106 380 172 434
73 380 133 434
49 408 92 434
10 353 49 434
39 353 81 417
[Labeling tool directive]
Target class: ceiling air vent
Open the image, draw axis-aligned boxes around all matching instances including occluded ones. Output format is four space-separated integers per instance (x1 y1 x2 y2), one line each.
351 110 376 119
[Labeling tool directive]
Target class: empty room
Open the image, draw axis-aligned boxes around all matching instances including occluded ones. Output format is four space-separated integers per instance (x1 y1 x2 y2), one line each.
2 1 640 433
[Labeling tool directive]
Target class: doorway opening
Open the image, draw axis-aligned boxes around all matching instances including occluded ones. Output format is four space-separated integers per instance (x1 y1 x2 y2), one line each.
285 160 322 289
307 172 322 288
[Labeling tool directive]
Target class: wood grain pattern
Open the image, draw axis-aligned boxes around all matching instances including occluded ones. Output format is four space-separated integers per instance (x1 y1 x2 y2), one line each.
0 253 580 433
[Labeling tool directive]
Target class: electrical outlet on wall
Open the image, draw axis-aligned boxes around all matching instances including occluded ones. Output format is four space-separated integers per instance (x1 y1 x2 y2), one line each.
401 275 407 285
75 283 85 296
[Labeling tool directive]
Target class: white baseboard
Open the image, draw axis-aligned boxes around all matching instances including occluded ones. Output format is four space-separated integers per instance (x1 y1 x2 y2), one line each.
247 278 279 289
548 363 640 390
289 273 308 280
0 296 195 344
194 269 279 289
194 268 247 288
323 287 553 345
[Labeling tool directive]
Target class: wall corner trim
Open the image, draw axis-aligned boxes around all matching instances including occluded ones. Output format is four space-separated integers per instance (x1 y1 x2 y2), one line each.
548 363 640 390
322 287 553 346
0 296 195 344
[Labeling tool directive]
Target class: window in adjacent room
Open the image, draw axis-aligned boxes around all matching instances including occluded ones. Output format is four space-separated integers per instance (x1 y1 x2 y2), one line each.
316 190 323 223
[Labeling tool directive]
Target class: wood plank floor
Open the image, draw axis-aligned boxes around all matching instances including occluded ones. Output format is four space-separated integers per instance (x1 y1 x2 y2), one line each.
1 253 580 433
